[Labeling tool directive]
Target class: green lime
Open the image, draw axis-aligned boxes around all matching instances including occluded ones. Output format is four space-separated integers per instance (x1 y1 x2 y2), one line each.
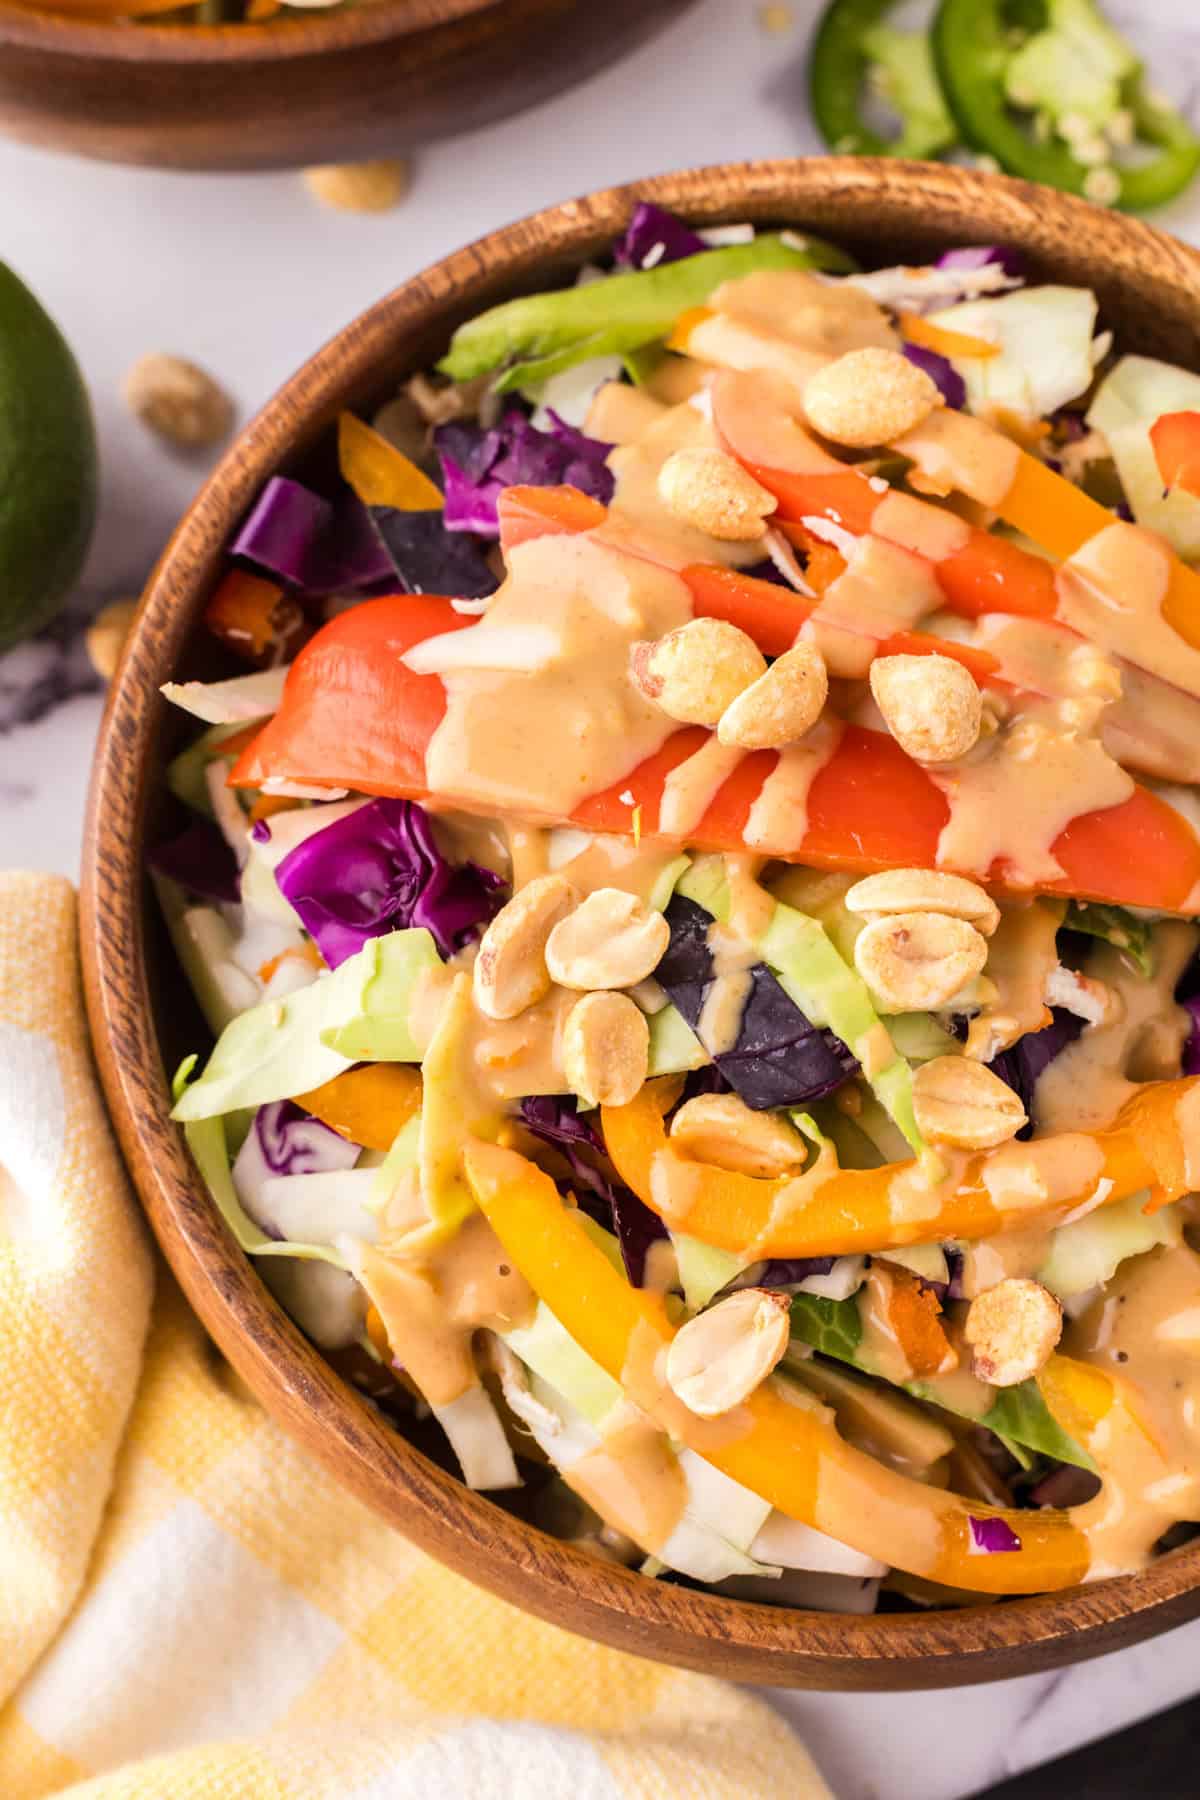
0 260 97 653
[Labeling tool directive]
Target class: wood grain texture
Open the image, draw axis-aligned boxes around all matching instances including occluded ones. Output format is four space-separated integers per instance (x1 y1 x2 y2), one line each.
0 0 688 171
80 160 1200 1687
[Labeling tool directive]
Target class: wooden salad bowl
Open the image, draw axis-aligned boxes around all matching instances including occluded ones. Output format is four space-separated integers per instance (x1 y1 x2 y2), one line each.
82 159 1200 1687
0 0 688 171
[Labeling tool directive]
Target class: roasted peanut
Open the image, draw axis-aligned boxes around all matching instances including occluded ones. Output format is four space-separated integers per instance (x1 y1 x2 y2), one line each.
912 1056 1026 1149
670 1092 809 1177
870 653 983 764
545 888 670 992
665 1288 791 1417
964 1278 1063 1387
630 617 766 727
303 159 410 213
844 868 1000 937
124 353 233 450
716 642 828 749
562 991 649 1107
657 446 778 541
853 911 988 1012
803 346 940 447
85 598 138 681
473 874 578 1021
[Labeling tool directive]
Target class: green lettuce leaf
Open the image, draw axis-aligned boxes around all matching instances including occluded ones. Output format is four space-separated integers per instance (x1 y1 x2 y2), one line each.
1064 901 1155 977
438 233 855 392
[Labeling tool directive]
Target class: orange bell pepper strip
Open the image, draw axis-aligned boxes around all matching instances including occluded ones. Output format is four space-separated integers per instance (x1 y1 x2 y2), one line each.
1150 410 1200 501
231 594 1200 914
600 1078 1194 1259
296 1063 422 1152
463 1140 1090 1594
898 312 1000 359
204 569 307 669
895 409 1200 651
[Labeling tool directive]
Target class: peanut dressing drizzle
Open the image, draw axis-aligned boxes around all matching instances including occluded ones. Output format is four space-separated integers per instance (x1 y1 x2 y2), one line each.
929 704 1134 888
415 532 693 819
803 538 944 679
360 1215 535 1407
659 738 746 838
1056 522 1200 702
1067 1245 1200 1578
743 717 844 854
567 1411 689 1554
1035 923 1197 1135
967 899 1062 1060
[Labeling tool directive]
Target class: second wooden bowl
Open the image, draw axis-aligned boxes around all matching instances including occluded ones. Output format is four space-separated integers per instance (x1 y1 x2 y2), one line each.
0 0 688 171
81 157 1200 1687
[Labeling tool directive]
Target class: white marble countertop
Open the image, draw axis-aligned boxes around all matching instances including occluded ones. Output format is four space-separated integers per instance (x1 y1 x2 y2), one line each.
3 0 1200 1792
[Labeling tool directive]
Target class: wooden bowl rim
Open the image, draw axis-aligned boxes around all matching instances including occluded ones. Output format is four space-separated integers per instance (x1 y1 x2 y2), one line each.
81 157 1200 1687
0 0 508 63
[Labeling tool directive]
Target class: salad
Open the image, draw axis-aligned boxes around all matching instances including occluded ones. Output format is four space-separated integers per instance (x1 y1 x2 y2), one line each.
156 203 1200 1612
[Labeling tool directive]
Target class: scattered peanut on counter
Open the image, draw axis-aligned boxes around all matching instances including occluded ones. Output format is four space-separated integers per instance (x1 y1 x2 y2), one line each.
123 353 234 451
303 159 411 214
85 598 138 682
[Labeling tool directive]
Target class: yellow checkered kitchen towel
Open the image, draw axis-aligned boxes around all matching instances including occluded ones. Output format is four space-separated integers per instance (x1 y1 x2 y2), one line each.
0 874 830 1800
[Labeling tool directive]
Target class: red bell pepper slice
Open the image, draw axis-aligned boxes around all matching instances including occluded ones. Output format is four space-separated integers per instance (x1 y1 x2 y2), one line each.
1150 411 1200 500
232 589 1200 912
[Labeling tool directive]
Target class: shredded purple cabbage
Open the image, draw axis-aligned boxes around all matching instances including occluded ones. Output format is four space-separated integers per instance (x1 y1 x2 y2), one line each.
231 1100 361 1238
967 1515 1022 1554
367 507 499 599
756 1258 837 1287
274 796 506 967
148 818 241 905
935 245 1025 280
233 475 394 595
519 1095 667 1287
434 407 614 538
657 895 858 1110
1183 996 1200 1076
612 202 706 270
902 341 966 410
988 1008 1085 1136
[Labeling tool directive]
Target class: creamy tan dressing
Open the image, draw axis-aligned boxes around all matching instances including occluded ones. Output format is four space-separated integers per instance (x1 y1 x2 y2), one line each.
803 538 944 678
360 1214 535 1407
568 1410 689 1554
711 269 898 357
698 923 757 1055
416 533 692 819
744 718 844 853
1035 924 1197 1134
553 833 686 906
603 396 766 569
1056 522 1200 703
584 380 668 445
659 738 746 838
893 407 1021 509
966 899 1061 1059
929 706 1134 888
980 1134 1106 1219
958 1224 1053 1300
1067 1245 1200 1577
872 488 971 562
887 1150 970 1232
859 1265 917 1385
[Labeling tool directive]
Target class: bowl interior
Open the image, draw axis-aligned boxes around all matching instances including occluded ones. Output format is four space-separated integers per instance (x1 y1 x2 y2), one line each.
82 158 1200 1688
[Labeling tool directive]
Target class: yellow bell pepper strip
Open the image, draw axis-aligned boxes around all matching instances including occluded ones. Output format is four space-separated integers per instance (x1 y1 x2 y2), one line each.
463 1139 1090 1594
337 411 444 512
295 1063 422 1152
601 1078 1192 1259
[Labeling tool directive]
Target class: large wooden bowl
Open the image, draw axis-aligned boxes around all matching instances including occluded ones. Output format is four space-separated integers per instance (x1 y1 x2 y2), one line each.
0 0 687 171
82 159 1200 1687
